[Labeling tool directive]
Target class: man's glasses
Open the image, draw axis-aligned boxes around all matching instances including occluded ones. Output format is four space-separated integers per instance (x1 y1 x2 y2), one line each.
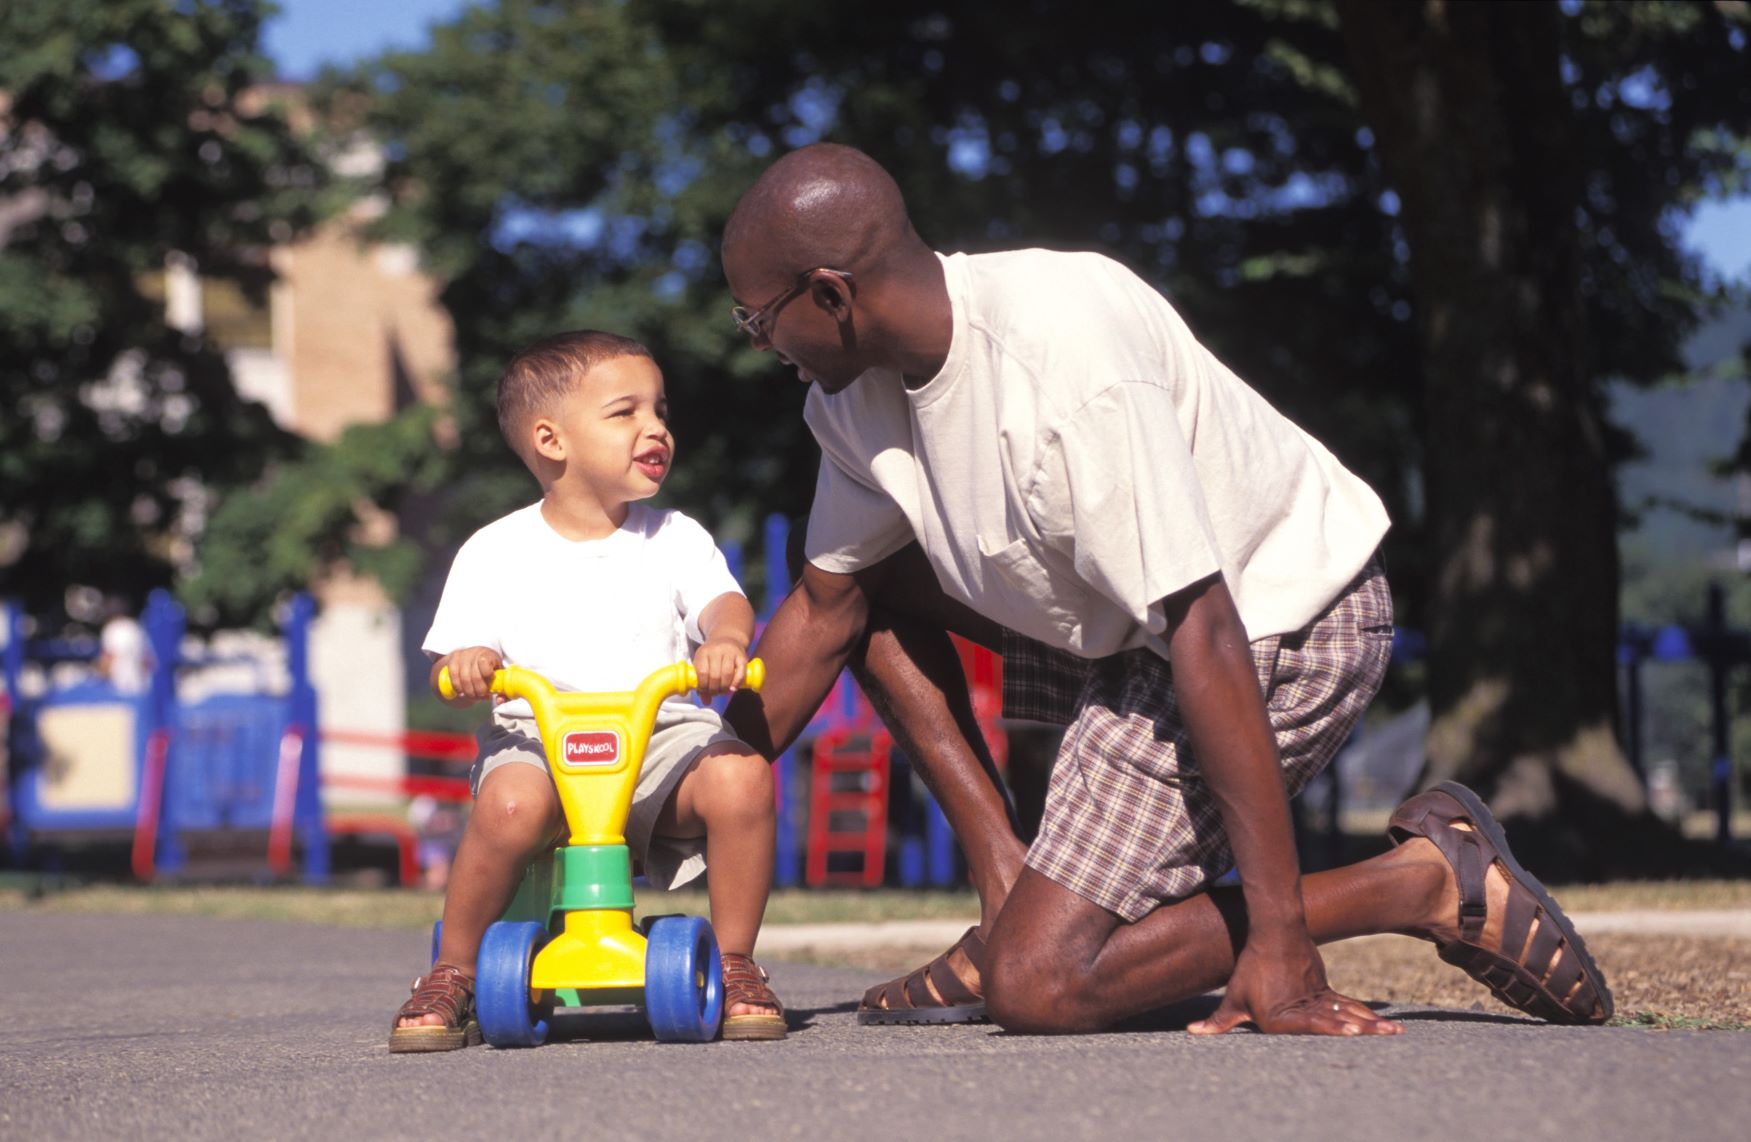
730 267 854 340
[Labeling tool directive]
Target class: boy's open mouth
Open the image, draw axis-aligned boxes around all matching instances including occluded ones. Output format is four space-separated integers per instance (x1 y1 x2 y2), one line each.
634 447 669 479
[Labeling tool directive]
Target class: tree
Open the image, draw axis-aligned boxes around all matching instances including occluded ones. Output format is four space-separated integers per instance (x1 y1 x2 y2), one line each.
0 0 325 627
313 0 1419 604
279 0 1745 872
1335 0 1750 872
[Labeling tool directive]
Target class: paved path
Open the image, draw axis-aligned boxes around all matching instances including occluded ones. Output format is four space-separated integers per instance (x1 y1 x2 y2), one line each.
4 912 1748 1141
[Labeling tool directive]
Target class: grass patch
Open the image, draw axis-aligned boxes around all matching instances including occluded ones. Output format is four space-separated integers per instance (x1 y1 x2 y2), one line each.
0 875 977 930
1612 1010 1751 1032
1538 880 1751 912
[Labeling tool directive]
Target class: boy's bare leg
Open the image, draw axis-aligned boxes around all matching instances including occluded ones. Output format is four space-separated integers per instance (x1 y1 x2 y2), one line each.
984 838 1457 1034
399 763 564 1029
655 743 779 1018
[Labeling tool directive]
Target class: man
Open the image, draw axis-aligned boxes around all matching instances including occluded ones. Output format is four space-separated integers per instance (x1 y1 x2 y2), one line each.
721 143 1611 1035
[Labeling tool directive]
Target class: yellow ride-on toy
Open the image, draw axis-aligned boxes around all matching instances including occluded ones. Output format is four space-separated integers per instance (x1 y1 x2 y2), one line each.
437 658 764 1046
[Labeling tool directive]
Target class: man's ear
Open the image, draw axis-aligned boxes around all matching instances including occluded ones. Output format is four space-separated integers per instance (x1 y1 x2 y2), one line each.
531 416 565 462
810 272 854 321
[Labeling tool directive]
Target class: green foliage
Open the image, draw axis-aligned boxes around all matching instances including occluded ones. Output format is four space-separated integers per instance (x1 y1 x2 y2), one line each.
8 0 1745 665
0 0 325 627
181 407 451 628
298 0 1745 638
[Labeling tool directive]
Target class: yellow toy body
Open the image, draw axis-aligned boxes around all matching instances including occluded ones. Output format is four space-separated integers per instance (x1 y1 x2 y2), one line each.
437 658 764 1044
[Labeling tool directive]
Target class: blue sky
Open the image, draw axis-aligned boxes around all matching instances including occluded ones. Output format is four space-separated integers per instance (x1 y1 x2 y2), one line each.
263 0 470 79
262 0 1749 281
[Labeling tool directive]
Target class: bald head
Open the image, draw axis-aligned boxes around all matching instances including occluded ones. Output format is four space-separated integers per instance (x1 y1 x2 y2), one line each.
724 143 921 277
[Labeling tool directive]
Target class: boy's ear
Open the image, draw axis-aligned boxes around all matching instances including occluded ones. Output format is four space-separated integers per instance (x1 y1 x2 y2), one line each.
531 415 565 462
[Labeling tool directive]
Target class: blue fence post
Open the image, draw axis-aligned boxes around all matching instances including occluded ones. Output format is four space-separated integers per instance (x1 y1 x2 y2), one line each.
2 598 21 698
761 515 803 888
284 593 328 884
925 796 956 886
3 599 25 865
721 538 744 586
142 590 186 876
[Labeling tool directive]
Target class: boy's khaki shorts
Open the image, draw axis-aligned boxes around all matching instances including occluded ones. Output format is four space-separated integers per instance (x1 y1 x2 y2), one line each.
471 699 743 891
1003 555 1393 922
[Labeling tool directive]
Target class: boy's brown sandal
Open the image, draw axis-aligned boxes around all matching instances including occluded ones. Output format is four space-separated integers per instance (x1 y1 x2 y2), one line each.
1388 781 1613 1025
721 952 788 1041
388 962 482 1053
856 925 988 1025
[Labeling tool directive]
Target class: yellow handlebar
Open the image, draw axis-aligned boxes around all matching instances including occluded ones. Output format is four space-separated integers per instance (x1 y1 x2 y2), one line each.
438 658 765 702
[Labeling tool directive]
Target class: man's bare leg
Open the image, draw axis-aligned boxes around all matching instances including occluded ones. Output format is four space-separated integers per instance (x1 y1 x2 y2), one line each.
848 546 1024 934
727 536 1031 1016
985 836 1468 1034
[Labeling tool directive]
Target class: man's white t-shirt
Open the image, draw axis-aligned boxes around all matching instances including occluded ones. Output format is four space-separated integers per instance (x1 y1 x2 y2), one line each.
423 502 744 714
803 249 1390 660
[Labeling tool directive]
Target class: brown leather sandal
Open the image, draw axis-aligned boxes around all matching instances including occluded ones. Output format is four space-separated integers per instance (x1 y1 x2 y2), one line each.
388 962 482 1053
856 925 989 1025
1388 781 1613 1025
721 952 787 1041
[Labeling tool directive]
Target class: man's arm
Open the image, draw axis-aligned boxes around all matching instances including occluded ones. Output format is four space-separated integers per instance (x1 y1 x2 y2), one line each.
1164 573 1398 1035
724 561 870 761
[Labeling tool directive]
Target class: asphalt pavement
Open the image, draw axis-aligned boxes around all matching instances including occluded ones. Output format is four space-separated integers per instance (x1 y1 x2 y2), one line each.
3 911 1747 1142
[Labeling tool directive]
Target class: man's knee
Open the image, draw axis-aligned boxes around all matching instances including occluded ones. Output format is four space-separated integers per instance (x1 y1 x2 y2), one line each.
983 923 1092 1035
985 936 1074 1034
983 873 1114 1034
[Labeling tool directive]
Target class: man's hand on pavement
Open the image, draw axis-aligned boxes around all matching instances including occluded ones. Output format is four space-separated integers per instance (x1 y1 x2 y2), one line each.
1187 929 1403 1036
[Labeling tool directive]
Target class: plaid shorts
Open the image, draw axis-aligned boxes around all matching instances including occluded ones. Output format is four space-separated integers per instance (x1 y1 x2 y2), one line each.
1007 556 1393 921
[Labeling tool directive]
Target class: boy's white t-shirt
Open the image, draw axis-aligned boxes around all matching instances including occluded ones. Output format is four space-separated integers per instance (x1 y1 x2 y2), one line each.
423 502 744 714
802 248 1391 660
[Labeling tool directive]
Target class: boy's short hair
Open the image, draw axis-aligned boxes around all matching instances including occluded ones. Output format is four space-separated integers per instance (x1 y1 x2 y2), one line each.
496 330 655 462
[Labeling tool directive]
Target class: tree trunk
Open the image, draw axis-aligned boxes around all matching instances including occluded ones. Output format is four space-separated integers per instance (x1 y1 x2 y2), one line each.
1333 0 1671 877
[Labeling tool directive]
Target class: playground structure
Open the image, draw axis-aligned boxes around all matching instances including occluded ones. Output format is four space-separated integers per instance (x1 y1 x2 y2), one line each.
3 591 327 882
0 515 1004 888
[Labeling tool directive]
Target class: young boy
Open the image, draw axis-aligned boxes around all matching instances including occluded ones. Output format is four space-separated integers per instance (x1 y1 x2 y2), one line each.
390 330 786 1051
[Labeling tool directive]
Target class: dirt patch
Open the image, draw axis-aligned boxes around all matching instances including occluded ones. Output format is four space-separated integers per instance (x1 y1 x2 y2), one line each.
795 931 1751 1031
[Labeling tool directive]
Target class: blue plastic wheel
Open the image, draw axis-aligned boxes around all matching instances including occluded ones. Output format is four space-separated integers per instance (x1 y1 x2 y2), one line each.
476 921 551 1048
429 921 442 965
644 915 723 1042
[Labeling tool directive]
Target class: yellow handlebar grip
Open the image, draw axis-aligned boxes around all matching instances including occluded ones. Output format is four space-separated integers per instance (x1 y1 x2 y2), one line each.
743 658 765 692
437 665 508 700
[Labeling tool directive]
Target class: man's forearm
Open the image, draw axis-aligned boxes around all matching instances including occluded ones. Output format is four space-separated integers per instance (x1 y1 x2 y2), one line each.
724 569 868 760
1166 577 1308 937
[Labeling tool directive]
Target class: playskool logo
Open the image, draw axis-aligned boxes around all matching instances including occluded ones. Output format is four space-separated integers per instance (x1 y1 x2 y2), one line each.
561 730 621 769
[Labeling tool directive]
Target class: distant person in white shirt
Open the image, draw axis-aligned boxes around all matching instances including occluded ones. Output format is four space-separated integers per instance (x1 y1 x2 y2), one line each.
720 143 1612 1036
96 598 150 695
390 330 785 1052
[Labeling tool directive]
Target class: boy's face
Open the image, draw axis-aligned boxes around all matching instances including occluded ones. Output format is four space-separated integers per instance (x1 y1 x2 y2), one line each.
536 354 673 505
